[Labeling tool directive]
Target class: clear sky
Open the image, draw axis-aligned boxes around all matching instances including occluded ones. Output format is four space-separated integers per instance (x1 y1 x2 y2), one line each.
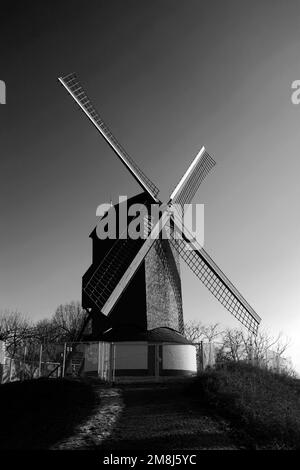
1 1 300 371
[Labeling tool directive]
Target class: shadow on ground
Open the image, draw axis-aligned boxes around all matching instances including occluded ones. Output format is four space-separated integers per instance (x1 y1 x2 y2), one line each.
0 378 98 449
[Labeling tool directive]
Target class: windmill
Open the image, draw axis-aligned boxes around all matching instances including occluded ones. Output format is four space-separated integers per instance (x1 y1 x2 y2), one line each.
58 73 261 378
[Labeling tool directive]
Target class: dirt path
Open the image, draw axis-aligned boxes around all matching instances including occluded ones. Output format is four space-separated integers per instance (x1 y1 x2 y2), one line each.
53 381 238 450
51 386 124 449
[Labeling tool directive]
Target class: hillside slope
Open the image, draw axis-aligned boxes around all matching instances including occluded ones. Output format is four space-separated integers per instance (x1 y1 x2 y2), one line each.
1 364 299 450
187 363 300 450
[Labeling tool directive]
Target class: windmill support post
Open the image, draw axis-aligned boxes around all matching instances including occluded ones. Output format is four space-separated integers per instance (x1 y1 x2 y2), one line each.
62 342 67 378
97 341 101 378
38 343 43 377
9 357 13 382
22 345 26 380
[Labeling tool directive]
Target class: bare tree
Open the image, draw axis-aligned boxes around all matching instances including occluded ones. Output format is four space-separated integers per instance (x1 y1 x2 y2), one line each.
216 327 291 369
264 331 290 357
219 328 245 362
33 318 61 344
52 301 86 342
237 329 291 363
184 321 205 343
0 309 31 358
184 320 223 343
202 323 224 342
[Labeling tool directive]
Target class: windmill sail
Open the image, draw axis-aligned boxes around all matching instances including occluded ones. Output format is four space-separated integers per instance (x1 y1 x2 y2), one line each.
58 73 160 202
170 146 216 206
170 214 261 334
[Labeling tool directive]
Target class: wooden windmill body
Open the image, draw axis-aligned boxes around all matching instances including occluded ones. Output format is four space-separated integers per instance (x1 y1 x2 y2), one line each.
82 192 184 341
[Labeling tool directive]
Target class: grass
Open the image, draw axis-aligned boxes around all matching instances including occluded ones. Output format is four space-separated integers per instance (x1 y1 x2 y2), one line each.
0 377 98 449
186 362 300 449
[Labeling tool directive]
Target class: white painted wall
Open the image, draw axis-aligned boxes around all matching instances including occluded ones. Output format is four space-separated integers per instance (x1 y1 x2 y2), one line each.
114 342 148 370
162 344 197 372
84 343 100 371
82 341 196 376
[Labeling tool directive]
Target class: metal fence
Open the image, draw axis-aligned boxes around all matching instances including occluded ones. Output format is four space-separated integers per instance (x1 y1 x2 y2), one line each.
0 339 292 384
194 341 292 374
0 340 114 384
